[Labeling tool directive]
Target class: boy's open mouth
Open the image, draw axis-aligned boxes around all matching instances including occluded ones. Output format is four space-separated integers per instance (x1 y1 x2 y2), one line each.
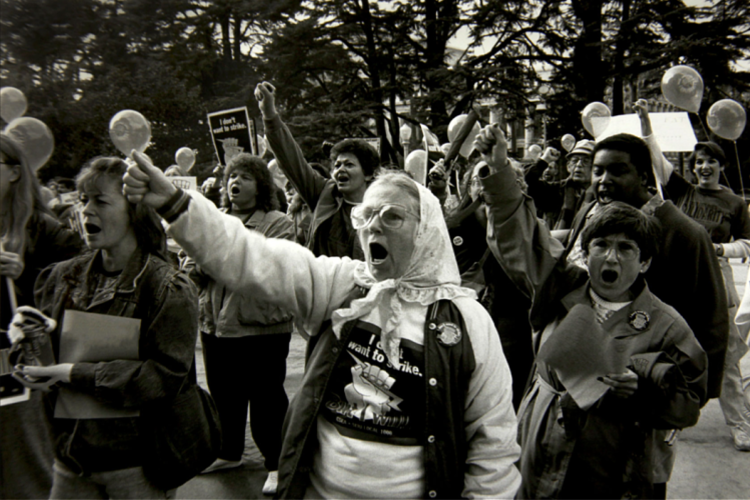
601 270 619 283
230 186 241 195
370 243 388 264
84 223 101 234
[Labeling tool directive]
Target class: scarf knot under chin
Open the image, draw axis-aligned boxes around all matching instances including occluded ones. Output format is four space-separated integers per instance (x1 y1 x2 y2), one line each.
330 180 476 369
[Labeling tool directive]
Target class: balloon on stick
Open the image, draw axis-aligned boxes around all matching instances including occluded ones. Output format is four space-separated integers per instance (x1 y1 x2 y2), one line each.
661 65 704 113
175 147 196 171
0 87 28 123
440 143 451 157
581 102 611 138
707 99 746 141
109 110 151 157
528 144 542 161
447 114 481 157
4 117 54 171
404 149 428 185
561 134 576 152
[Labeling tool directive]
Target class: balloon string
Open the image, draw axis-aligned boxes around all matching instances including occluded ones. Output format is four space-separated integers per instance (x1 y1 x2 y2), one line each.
692 112 710 141
734 141 745 197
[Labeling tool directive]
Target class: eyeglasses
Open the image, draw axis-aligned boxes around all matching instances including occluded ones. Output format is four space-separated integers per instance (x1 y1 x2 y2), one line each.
587 238 640 261
351 204 418 230
568 156 591 166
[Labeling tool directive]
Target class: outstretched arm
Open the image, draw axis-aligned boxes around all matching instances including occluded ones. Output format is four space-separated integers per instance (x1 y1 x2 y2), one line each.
123 152 359 336
255 82 328 211
473 125 569 315
634 99 674 188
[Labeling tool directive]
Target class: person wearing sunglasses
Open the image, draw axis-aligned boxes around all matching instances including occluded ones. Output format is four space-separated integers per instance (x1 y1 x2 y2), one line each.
123 152 521 499
474 124 707 499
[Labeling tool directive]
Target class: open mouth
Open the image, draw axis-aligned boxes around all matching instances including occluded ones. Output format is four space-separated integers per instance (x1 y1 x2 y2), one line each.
369 242 389 264
597 189 613 204
335 174 350 184
230 185 241 195
601 270 619 283
84 223 101 234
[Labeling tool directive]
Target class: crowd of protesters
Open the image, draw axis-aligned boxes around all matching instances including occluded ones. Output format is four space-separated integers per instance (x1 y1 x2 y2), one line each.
1 83 749 500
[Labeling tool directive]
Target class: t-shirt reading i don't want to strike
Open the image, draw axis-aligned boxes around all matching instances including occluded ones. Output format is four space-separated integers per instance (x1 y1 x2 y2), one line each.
307 301 428 499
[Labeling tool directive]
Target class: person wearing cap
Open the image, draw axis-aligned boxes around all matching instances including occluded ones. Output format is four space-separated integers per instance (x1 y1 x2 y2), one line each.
524 140 596 230
636 99 750 452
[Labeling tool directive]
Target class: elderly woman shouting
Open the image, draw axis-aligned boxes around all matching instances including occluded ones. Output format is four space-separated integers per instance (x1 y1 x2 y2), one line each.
123 151 521 499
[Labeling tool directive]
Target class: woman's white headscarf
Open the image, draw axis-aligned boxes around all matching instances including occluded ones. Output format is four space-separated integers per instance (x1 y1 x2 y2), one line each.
331 176 477 368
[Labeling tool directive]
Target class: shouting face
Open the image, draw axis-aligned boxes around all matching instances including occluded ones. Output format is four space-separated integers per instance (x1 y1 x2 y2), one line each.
592 149 648 207
355 183 420 281
80 176 136 253
332 153 371 202
586 233 651 302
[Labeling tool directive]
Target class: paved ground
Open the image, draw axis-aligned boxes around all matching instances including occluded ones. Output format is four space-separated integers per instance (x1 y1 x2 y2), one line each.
178 260 750 499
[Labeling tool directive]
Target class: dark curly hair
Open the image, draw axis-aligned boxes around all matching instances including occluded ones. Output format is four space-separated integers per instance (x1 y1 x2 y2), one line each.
76 157 167 259
330 139 380 177
223 153 279 212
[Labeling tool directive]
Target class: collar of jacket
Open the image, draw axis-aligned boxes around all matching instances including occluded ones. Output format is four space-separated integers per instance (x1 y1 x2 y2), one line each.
560 278 654 337
222 207 270 228
63 247 153 306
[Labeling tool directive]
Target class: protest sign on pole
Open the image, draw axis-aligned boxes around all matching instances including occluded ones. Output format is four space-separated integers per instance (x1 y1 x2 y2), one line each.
593 112 697 152
207 107 257 166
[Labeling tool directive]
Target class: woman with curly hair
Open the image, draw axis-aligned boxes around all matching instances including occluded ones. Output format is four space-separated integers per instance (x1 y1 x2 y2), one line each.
181 153 295 493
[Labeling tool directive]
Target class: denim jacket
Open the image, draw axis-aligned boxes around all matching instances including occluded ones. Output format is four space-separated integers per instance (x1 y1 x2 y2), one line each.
183 208 295 337
34 248 198 473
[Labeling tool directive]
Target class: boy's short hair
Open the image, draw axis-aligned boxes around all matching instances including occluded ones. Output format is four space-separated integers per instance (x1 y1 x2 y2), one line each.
580 202 660 262
330 139 380 177
593 133 654 184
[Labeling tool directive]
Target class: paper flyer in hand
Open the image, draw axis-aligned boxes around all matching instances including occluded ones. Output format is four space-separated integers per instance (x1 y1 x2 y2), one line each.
54 310 141 419
537 304 628 410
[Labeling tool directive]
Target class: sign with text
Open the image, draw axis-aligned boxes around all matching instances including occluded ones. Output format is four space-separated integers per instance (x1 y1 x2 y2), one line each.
347 137 381 156
168 176 197 191
207 107 257 166
594 112 697 152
